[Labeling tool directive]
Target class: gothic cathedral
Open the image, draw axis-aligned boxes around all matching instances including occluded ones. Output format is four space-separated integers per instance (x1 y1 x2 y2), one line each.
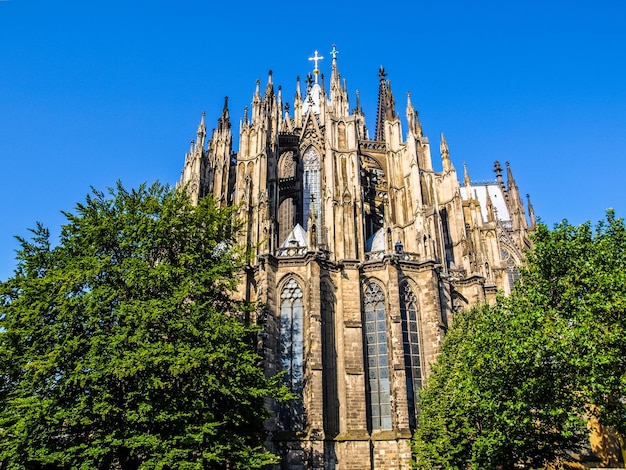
179 46 534 469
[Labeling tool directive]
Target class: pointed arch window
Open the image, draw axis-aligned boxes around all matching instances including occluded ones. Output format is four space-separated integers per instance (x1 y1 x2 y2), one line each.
501 248 520 292
400 282 423 430
363 281 392 430
321 281 339 436
302 147 321 238
280 278 304 430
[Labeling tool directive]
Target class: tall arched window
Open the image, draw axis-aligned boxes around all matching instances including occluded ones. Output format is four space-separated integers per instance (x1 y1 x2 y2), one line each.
501 248 520 292
321 281 339 436
363 281 392 430
280 278 304 430
303 147 321 238
400 282 423 430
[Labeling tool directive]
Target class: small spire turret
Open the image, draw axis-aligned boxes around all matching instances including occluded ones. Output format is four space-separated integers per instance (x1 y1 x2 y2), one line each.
486 188 496 222
406 92 415 135
197 111 206 146
265 70 274 96
463 162 471 187
252 79 262 121
494 160 506 196
217 97 230 133
440 132 451 171
405 92 422 137
375 66 397 141
254 79 261 100
527 194 536 228
294 76 302 126
506 161 517 191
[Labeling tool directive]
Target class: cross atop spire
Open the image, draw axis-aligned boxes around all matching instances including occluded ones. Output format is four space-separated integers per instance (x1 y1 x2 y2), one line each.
330 44 339 60
309 50 324 83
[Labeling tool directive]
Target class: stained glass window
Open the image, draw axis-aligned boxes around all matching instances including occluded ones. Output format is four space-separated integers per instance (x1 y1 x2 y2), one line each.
501 248 520 291
280 278 304 430
363 281 392 430
303 147 321 240
400 282 422 430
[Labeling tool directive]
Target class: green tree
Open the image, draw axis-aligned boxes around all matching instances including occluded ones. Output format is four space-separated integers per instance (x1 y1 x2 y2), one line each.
0 182 288 470
412 211 626 469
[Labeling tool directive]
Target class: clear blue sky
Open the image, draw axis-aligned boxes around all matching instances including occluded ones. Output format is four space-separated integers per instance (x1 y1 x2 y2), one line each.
1 0 625 280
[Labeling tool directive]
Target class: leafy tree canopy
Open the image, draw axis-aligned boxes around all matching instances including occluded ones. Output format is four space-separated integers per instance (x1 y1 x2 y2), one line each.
413 211 626 469
0 182 289 469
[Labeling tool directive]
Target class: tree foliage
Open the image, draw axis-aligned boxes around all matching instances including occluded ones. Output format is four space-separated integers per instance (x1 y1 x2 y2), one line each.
412 211 626 469
0 182 288 469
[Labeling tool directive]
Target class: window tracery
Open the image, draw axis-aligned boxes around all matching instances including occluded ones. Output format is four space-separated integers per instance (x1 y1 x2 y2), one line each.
279 278 304 430
303 147 321 237
363 281 392 430
400 282 422 430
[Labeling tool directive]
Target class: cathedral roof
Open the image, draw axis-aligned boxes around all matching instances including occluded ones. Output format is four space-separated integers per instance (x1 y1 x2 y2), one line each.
460 183 511 223
280 223 308 248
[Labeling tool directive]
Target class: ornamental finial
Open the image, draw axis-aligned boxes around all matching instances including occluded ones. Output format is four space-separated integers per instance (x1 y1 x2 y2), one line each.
308 50 324 84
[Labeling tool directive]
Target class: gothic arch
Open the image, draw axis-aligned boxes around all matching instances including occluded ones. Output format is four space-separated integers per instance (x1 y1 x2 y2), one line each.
362 279 392 431
300 143 323 160
237 162 245 186
337 121 347 149
346 122 355 144
500 245 521 293
246 161 254 179
398 279 423 430
320 278 339 436
239 128 249 155
301 146 321 233
277 273 308 295
420 174 429 206
278 276 305 431
278 151 296 179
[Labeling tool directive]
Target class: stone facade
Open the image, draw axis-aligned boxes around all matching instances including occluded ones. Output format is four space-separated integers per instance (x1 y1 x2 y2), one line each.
179 47 534 469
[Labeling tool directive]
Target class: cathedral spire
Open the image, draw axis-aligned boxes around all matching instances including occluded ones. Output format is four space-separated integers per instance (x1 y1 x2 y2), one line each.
506 161 517 191
463 162 471 187
265 70 274 97
328 44 349 116
303 63 322 115
375 66 387 141
294 76 302 126
406 92 415 135
252 79 262 122
295 75 302 100
277 86 284 129
486 187 496 222
254 79 261 100
527 194 536 228
375 66 396 141
405 92 423 138
330 44 340 88
440 132 451 171
217 97 230 134
197 111 206 147
494 160 507 197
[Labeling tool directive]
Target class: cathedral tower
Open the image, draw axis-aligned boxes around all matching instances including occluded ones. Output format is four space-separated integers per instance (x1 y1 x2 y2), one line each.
179 47 532 469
